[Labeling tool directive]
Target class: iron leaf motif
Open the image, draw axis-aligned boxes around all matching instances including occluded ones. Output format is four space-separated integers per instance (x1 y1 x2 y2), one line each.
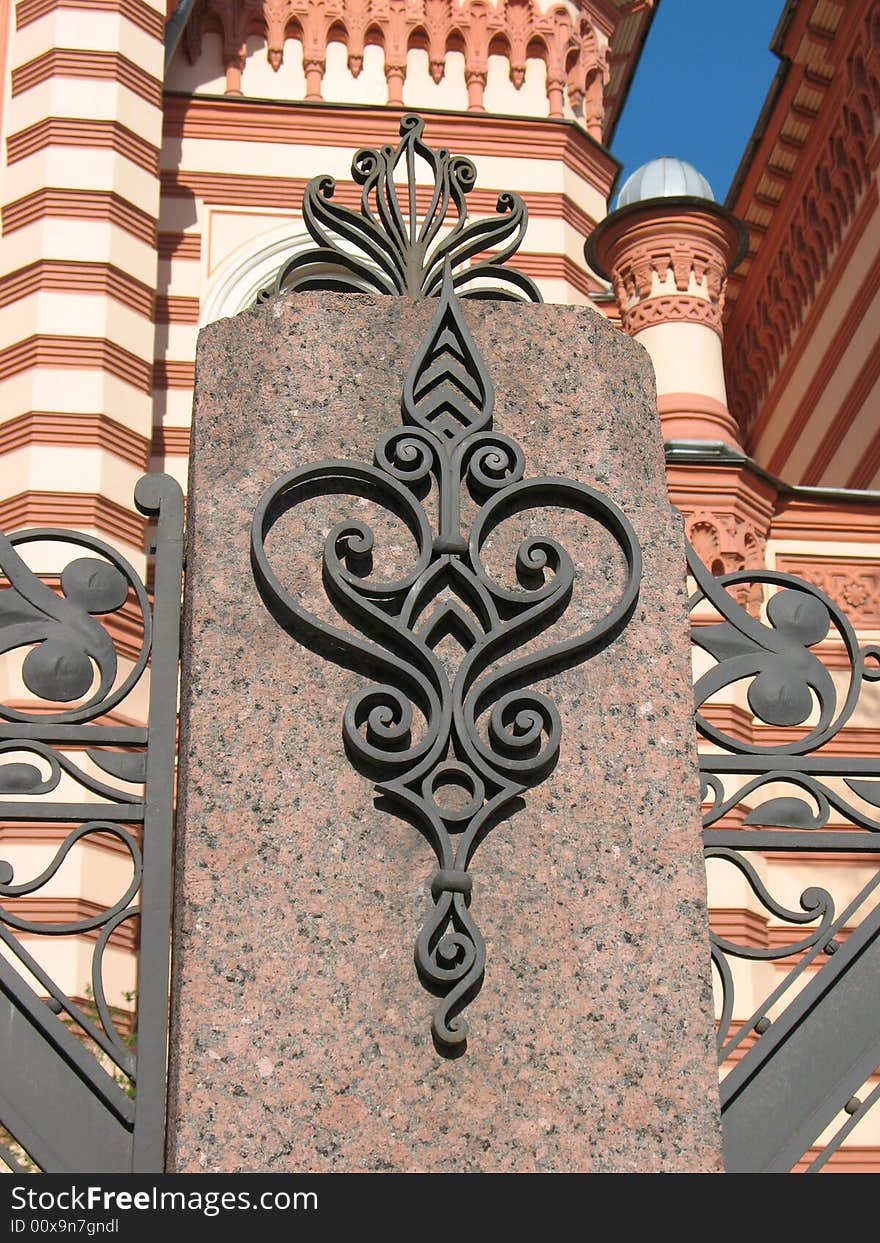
252 266 641 1050
259 113 544 304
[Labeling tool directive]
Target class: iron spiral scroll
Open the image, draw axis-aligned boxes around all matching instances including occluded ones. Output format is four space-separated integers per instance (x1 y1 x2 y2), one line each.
251 265 641 1050
0 473 183 1170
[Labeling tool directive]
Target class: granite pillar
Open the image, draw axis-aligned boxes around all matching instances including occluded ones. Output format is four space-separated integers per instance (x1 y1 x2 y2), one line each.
166 291 723 1172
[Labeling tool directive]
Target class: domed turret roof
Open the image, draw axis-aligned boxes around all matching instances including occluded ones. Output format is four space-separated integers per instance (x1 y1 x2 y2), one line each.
616 158 714 209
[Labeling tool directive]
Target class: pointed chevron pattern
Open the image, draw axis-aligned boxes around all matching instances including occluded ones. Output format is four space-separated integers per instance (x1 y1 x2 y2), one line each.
402 266 493 447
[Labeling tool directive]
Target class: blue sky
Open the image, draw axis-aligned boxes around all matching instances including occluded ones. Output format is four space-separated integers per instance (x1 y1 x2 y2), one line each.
611 0 782 205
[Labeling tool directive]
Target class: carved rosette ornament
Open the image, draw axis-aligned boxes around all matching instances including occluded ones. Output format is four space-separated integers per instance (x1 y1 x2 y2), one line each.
251 116 642 1050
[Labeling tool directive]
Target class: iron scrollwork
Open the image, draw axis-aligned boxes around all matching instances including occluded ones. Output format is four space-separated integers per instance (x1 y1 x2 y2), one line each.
690 541 880 840
252 266 641 1050
689 535 880 1171
258 112 543 304
0 474 183 1171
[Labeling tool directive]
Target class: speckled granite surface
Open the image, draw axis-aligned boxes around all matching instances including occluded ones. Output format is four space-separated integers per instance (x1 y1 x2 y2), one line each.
166 292 722 1172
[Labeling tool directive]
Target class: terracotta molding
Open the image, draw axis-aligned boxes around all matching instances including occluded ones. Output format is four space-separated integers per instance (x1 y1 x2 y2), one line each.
0 0 10 148
727 68 836 310
798 342 880 486
593 4 652 144
719 1029 757 1066
1 825 139 859
587 202 745 340
699 702 880 757
490 251 602 298
11 48 163 108
793 1149 880 1174
659 394 732 420
157 231 201 260
625 293 722 336
727 0 864 295
0 491 146 547
763 847 880 867
7 118 160 177
766 924 854 960
761 236 880 475
657 393 740 451
15 0 165 41
152 424 191 456
684 506 767 598
161 97 619 198
161 170 598 240
180 0 610 132
0 335 153 393
155 294 200 324
666 462 778 542
2 187 157 247
772 554 880 628
2 700 147 728
152 359 195 389
12 46 162 109
709 908 768 950
0 259 155 318
161 169 316 210
558 196 598 241
709 912 858 959
6 897 139 951
725 18 880 434
771 498 880 544
811 640 880 672
0 410 150 469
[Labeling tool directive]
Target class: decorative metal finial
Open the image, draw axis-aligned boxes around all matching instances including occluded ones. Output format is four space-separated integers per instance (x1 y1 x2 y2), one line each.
259 113 543 303
252 261 641 1051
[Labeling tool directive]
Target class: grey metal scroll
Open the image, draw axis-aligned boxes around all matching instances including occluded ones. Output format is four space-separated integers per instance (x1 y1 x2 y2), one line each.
252 267 641 1050
0 474 183 1172
689 539 880 1171
258 112 544 304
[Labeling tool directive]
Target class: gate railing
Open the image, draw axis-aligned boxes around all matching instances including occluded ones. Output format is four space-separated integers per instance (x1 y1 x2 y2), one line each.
0 474 183 1174
690 541 880 1172
1 474 878 1172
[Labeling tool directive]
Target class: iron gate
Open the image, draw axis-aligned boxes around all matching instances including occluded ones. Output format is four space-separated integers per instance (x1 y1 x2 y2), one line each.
691 540 880 1171
0 475 183 1173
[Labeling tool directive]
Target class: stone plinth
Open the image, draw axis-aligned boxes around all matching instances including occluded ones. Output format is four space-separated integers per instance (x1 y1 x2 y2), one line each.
167 291 722 1172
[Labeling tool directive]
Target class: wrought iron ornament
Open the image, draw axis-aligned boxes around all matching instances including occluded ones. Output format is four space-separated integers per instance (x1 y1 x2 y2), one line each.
259 113 543 304
0 474 183 1171
252 267 640 1049
688 541 880 1171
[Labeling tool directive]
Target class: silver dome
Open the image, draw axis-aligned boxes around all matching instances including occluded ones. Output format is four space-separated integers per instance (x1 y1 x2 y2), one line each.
616 157 715 209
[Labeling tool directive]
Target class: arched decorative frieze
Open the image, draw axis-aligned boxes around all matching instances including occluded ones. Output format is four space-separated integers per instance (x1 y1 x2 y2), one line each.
685 508 767 612
724 2 880 439
180 0 609 125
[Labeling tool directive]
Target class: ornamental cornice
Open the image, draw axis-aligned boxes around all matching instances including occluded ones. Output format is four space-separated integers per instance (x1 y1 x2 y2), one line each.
622 293 723 335
183 0 610 128
723 0 880 439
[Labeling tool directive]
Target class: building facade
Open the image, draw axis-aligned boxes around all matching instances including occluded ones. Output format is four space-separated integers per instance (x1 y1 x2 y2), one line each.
0 0 878 1170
